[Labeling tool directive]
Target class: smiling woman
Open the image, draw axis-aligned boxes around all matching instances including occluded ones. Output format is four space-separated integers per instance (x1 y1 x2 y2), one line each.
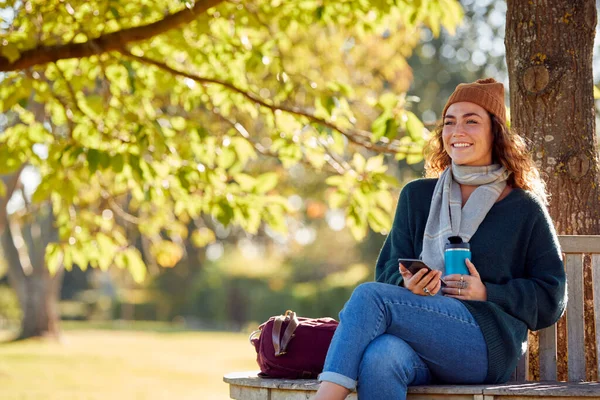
312 78 567 400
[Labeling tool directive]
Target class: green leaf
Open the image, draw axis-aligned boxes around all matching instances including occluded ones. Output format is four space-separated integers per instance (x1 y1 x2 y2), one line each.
213 199 235 226
87 149 100 173
346 207 367 241
239 206 261 234
371 111 398 141
594 86 600 99
325 175 345 187
352 153 366 173
1 43 20 63
379 93 398 111
231 137 257 166
32 178 52 203
111 154 125 173
81 95 104 118
365 154 386 173
328 190 347 209
373 190 394 212
123 248 147 283
191 227 216 248
234 173 255 191
217 147 237 170
96 233 116 270
264 203 287 234
405 111 426 141
367 207 392 233
305 147 326 169
255 172 278 193
62 246 73 271
0 180 5 197
151 240 183 268
45 243 62 276
406 153 424 165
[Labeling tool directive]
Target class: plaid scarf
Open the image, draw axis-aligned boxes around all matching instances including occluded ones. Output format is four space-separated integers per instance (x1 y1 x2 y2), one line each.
421 162 511 272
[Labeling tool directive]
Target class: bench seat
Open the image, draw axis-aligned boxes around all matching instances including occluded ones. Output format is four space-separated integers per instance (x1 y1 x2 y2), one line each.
224 371 600 399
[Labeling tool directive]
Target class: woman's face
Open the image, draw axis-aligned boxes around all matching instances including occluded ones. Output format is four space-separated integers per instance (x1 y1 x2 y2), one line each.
442 102 494 167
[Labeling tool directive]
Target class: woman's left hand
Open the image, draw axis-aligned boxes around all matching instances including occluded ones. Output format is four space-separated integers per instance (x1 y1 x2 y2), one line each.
441 259 487 301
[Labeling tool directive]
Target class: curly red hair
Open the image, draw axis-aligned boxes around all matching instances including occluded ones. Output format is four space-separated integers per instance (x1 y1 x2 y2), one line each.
424 114 548 204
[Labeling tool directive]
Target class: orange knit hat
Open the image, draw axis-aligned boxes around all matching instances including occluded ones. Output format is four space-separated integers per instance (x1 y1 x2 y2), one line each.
442 78 506 124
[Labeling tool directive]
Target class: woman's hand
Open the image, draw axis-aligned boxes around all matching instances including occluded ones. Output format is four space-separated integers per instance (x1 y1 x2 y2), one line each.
441 259 487 301
399 263 443 296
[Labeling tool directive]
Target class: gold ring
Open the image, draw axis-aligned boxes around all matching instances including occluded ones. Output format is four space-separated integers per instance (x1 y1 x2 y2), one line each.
458 288 461 296
460 275 464 282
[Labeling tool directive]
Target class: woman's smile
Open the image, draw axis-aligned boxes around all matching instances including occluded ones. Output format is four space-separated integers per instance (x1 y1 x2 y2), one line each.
442 102 494 166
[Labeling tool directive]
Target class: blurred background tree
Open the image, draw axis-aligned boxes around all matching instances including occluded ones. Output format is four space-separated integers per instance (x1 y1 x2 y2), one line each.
0 0 463 338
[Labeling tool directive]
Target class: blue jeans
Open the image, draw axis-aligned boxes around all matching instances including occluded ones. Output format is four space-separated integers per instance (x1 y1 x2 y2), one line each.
318 282 488 400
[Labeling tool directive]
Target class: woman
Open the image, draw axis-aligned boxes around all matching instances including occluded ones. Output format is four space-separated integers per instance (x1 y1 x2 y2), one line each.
314 78 567 400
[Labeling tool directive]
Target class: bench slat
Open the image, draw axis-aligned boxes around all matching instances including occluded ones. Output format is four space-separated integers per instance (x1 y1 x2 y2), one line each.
593 254 600 381
566 253 586 381
559 236 600 254
539 324 557 381
513 349 528 381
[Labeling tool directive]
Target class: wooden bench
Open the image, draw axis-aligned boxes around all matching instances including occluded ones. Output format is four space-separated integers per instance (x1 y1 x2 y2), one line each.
224 235 600 399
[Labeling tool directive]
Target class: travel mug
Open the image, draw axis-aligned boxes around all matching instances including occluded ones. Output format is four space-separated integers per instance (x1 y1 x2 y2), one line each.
444 236 471 276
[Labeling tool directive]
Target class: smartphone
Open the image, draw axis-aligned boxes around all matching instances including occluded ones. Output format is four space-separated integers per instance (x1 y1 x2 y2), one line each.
397 258 431 275
398 258 447 287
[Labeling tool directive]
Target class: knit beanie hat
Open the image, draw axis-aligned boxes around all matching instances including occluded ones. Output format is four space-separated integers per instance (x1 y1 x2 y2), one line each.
442 78 506 124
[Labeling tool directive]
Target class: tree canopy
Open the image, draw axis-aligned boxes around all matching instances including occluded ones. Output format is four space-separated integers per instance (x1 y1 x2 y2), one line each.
0 0 463 281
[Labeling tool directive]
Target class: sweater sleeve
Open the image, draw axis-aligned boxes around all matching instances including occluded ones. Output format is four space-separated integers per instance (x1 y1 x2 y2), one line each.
484 209 567 331
375 184 417 286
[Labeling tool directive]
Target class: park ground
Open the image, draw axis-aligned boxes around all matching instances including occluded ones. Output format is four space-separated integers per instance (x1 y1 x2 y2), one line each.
0 322 257 400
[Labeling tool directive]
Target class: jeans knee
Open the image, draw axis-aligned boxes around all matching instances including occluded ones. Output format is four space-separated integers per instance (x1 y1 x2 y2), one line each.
359 335 429 387
359 335 393 372
349 282 380 303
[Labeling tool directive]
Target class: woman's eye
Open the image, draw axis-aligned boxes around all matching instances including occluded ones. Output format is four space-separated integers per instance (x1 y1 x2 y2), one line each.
444 121 453 125
466 119 477 124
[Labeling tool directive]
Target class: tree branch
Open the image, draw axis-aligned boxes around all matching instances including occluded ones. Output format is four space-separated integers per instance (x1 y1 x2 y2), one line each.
123 51 401 154
0 0 225 72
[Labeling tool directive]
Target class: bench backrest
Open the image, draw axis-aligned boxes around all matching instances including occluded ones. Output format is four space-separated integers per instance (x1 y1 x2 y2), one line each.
512 235 600 382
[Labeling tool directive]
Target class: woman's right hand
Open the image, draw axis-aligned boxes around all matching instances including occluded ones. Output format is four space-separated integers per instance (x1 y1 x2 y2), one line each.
399 263 443 296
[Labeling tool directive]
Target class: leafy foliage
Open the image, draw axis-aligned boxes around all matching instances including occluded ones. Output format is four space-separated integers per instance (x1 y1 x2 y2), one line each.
0 0 462 280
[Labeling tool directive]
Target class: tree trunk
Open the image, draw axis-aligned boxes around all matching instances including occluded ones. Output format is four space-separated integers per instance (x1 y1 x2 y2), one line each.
506 0 600 234
18 265 64 339
506 0 600 381
0 191 63 339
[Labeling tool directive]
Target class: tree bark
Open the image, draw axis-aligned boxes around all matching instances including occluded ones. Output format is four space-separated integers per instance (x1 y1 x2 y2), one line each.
506 0 600 235
506 0 600 381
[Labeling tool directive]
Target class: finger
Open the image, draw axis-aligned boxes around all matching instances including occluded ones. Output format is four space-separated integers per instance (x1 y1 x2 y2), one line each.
399 264 413 278
445 294 468 300
406 269 432 294
430 278 442 294
465 259 480 278
412 267 431 282
419 270 440 287
442 274 462 282
441 287 465 296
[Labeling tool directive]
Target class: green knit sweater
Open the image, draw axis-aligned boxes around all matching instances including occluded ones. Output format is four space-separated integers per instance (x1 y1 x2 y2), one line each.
375 178 567 384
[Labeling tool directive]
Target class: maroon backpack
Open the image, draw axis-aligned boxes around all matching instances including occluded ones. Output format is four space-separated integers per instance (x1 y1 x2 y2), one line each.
250 310 339 379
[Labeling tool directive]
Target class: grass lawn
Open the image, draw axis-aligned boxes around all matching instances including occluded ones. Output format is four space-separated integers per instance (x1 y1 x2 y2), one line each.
0 323 258 400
